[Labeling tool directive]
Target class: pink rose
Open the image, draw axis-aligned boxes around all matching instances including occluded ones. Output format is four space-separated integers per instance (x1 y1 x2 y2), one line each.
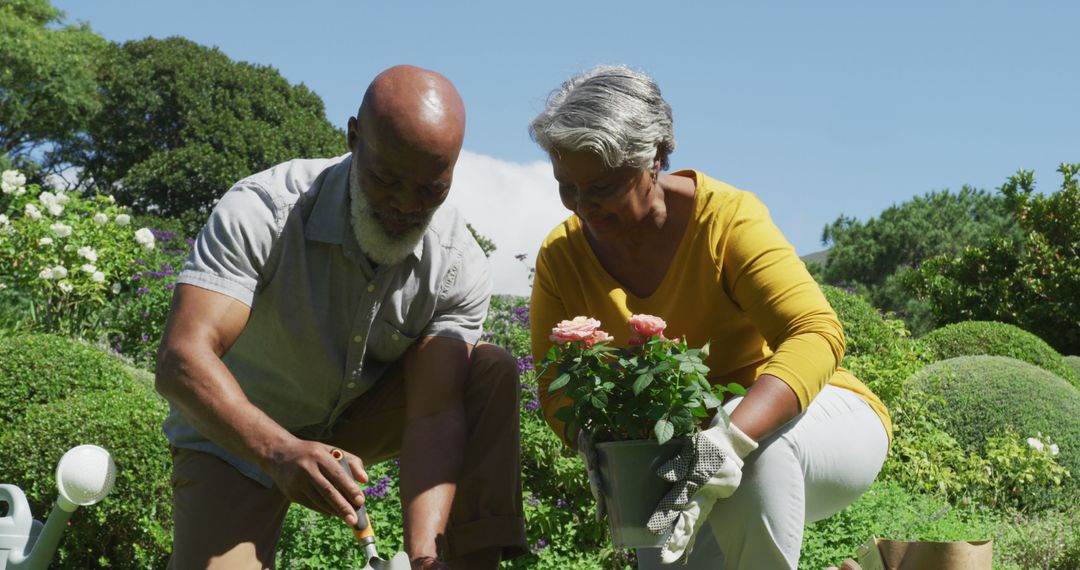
628 314 667 338
550 316 602 344
584 330 612 348
628 334 647 346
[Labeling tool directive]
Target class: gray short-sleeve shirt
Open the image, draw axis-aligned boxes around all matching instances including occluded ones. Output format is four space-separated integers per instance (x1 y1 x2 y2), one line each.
164 153 492 486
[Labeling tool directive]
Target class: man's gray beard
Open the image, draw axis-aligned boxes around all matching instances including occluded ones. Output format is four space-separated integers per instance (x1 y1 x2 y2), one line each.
348 160 433 266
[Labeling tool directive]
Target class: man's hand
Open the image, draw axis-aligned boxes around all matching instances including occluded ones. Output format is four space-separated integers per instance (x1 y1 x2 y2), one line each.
411 556 450 570
260 438 368 525
647 416 758 564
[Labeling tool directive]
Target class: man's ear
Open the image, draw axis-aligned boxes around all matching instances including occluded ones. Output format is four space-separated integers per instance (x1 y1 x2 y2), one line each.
347 116 360 153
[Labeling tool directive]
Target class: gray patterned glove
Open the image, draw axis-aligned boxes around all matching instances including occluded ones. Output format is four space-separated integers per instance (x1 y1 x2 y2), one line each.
647 419 758 564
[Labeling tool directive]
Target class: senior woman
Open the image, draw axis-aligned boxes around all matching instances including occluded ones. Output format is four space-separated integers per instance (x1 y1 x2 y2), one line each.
527 65 891 569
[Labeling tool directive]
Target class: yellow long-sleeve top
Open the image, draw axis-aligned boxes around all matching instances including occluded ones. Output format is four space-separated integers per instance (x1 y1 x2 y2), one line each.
530 170 892 446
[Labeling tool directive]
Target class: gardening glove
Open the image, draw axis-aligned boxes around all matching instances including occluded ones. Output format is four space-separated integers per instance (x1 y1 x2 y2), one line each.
577 429 607 522
647 418 758 564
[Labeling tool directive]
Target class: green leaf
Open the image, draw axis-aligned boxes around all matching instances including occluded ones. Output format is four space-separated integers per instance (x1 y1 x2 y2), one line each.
590 393 608 408
726 382 747 396
702 391 723 409
632 373 654 395
554 406 574 423
654 419 675 444
548 373 572 392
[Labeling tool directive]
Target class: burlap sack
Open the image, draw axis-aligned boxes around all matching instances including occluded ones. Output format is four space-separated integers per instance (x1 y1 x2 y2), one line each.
855 536 993 570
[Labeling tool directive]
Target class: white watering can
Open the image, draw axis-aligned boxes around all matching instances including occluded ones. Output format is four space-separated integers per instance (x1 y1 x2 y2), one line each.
0 445 116 570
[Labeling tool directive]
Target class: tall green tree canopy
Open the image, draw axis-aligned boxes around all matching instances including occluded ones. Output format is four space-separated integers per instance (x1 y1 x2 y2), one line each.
818 187 1019 333
0 0 107 172
911 164 1080 354
64 36 345 216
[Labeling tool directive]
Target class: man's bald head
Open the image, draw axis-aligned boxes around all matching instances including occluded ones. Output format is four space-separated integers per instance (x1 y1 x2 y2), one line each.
354 65 465 158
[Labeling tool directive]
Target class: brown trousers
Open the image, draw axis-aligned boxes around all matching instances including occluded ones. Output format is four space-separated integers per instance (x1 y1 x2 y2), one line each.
167 343 526 569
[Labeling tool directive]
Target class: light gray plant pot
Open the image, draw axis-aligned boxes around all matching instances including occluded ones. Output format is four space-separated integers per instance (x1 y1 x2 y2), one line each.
594 438 685 549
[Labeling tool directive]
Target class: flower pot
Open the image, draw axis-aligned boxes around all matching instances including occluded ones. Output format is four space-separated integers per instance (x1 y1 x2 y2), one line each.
594 438 685 548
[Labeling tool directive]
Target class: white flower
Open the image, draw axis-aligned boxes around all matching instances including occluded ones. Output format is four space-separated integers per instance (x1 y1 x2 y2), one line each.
134 227 155 250
0 214 8 226
107 195 115 204
115 213 131 226
39 267 54 280
2 170 26 187
81 263 97 273
58 281 73 293
38 237 54 246
38 191 56 206
50 265 68 279
1 182 14 194
55 192 70 205
111 281 121 294
14 186 26 197
77 246 98 262
91 271 106 283
25 203 42 220
93 212 109 225
1050 443 1059 456
0 283 6 290
47 203 64 217
1027 437 1045 452
50 223 73 238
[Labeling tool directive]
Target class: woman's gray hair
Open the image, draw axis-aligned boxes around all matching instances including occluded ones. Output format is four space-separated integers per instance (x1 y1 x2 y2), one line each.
529 65 675 171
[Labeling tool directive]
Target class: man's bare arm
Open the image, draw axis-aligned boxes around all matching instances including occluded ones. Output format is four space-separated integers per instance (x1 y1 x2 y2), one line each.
156 284 367 524
399 336 471 565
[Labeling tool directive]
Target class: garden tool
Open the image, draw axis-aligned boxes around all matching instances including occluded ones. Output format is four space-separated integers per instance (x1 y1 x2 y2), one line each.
330 449 410 570
0 445 116 570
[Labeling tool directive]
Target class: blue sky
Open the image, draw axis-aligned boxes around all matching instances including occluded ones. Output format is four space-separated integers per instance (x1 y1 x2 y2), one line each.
53 1 1080 294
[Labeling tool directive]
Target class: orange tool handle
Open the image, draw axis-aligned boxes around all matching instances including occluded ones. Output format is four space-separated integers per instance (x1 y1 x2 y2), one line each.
331 448 375 541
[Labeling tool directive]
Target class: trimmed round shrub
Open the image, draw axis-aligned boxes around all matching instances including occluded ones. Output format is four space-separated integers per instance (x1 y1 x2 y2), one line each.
0 380 172 568
921 321 1080 390
0 334 132 425
912 356 1080 499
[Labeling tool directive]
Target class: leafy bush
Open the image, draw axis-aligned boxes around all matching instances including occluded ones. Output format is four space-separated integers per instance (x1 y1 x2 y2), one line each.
0 333 130 425
1065 355 1080 380
820 285 932 407
0 379 172 568
996 509 1080 570
800 480 1003 570
0 170 192 364
912 356 1080 504
921 321 1080 389
911 163 1080 355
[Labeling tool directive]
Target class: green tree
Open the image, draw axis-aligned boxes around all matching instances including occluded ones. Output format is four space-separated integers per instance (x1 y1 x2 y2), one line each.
819 187 1018 334
0 0 107 174
911 164 1080 355
62 36 344 217
467 222 496 257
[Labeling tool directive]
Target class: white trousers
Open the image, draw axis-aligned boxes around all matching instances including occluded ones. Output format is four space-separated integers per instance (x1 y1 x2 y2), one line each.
636 385 889 570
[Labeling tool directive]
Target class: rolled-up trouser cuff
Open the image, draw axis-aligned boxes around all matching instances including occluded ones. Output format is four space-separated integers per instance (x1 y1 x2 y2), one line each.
442 515 528 560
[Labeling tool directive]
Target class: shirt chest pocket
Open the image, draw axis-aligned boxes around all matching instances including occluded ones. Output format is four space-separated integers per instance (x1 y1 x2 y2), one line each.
367 318 418 362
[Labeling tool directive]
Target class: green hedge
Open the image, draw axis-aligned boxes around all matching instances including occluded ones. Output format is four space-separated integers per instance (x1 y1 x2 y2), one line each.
0 334 132 425
1066 355 1080 380
912 356 1080 502
0 380 172 568
921 321 1080 390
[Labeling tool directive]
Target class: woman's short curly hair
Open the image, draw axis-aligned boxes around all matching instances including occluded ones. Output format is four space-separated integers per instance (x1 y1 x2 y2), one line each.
529 64 676 171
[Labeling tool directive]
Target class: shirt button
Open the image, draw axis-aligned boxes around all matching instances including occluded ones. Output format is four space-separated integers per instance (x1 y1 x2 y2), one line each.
391 333 400 341
347 382 357 389
366 283 375 293
353 335 363 343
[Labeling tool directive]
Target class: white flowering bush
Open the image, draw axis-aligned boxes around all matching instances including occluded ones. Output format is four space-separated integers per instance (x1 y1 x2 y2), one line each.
0 170 167 336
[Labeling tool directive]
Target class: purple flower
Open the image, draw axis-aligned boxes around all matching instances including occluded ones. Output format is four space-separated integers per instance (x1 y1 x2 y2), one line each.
556 499 568 508
510 305 530 327
525 400 540 412
151 229 177 242
141 334 149 343
527 494 540 507
136 287 150 295
530 538 549 554
364 476 394 500
516 355 534 374
165 283 175 290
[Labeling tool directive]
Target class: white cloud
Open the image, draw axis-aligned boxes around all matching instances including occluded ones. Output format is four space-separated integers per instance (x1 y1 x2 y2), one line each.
445 150 568 297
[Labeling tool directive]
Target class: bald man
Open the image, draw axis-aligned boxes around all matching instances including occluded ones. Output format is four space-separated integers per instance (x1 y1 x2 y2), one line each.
156 66 526 570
